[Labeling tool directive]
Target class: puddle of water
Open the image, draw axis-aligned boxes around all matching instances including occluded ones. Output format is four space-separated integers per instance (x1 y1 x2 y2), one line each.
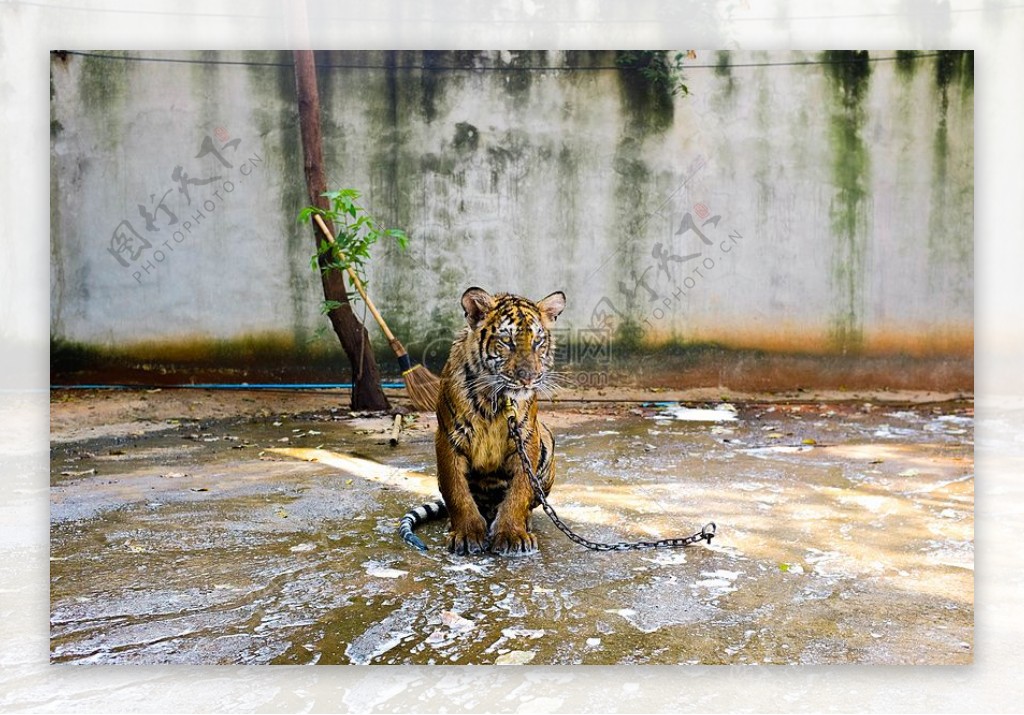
647 403 739 422
49 401 974 665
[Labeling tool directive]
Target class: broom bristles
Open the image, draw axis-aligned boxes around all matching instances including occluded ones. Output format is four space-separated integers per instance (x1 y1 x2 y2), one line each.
403 363 441 411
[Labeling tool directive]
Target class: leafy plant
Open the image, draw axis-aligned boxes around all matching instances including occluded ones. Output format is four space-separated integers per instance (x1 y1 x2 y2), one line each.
298 188 409 308
616 50 691 97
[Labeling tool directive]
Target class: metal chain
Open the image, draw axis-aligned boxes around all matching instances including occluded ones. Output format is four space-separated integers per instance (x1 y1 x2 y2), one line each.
505 400 716 551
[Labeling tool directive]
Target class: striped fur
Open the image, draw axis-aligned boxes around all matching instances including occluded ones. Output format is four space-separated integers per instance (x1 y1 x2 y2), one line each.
398 286 565 555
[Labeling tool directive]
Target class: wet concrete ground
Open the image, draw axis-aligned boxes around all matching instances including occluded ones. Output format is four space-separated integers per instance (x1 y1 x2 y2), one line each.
49 391 973 665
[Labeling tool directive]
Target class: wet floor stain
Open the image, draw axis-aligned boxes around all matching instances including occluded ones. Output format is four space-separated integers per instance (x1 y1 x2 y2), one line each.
50 400 973 664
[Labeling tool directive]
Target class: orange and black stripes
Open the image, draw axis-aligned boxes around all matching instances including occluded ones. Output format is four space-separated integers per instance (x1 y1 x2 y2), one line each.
399 287 566 555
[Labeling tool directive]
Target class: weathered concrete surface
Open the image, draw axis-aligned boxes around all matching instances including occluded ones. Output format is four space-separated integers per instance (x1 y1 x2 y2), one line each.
49 388 972 665
50 50 972 361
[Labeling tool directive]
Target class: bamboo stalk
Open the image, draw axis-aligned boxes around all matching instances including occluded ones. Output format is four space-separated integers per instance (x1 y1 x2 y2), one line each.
312 213 441 411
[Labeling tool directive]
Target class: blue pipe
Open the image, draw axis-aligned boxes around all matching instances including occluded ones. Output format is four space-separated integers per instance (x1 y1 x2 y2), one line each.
51 383 409 390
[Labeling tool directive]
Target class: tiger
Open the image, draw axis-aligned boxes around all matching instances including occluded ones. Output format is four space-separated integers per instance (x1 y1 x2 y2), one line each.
399 286 566 555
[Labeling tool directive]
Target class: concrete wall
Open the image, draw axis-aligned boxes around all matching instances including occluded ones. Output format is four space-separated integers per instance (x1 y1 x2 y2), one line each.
50 50 973 364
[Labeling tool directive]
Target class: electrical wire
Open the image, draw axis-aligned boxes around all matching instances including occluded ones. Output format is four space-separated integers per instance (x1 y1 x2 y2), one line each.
56 49 953 72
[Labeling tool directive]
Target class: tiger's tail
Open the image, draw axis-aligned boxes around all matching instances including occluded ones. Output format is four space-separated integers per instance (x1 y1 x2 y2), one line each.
398 499 448 551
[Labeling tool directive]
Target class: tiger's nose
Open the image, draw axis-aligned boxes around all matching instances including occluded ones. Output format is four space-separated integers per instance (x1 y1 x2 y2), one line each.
514 367 534 384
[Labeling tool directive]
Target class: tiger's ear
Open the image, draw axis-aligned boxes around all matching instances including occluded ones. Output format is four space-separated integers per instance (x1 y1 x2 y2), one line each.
461 287 494 329
537 291 566 322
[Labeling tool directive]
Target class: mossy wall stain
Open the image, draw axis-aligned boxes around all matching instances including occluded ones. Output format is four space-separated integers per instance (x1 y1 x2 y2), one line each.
52 50 973 370
609 134 654 349
367 51 476 354
753 60 776 243
614 50 675 134
78 52 131 149
453 121 479 153
894 50 917 80
50 57 68 336
244 52 319 351
714 50 736 97
189 51 223 131
822 50 872 354
419 51 444 123
922 51 974 309
362 51 424 351
554 141 582 294
486 128 531 203
279 54 316 349
602 51 671 346
497 50 541 108
50 332 353 383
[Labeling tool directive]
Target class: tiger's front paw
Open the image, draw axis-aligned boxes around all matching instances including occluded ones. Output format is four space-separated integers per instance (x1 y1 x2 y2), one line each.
490 527 538 556
447 517 489 555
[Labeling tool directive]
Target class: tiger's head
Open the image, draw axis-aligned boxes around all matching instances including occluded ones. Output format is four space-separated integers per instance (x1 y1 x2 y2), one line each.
460 286 566 399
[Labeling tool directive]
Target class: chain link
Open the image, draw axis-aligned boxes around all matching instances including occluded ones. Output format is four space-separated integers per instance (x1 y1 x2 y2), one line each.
506 402 716 551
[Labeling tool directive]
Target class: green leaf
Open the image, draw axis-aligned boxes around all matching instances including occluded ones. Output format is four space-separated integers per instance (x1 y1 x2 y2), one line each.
324 257 348 272
386 228 408 248
320 300 344 315
298 206 321 223
301 186 411 294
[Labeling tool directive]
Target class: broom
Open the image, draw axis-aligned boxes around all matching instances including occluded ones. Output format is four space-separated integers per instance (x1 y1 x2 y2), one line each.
313 213 441 411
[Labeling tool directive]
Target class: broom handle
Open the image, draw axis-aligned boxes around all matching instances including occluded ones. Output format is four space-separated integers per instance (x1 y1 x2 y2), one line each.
313 213 406 357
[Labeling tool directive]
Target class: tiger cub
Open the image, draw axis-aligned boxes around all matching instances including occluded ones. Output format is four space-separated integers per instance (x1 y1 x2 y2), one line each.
399 286 566 555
